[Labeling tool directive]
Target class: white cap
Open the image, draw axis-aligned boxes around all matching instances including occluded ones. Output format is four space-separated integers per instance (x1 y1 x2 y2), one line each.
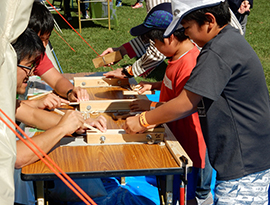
164 0 225 37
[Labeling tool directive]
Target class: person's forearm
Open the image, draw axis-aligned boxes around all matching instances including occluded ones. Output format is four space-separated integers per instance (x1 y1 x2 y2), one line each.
15 125 66 168
53 77 74 99
16 102 61 130
152 82 162 90
145 89 200 126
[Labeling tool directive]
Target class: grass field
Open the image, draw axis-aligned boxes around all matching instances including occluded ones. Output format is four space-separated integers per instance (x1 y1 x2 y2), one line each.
49 0 270 88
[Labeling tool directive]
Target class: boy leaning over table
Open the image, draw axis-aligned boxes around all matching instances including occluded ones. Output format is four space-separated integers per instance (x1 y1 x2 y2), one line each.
123 0 270 204
126 3 206 204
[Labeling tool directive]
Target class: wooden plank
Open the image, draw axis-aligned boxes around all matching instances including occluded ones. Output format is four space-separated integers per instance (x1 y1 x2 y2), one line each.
74 76 129 87
123 90 155 95
86 129 164 144
79 99 135 112
92 51 122 68
163 124 193 167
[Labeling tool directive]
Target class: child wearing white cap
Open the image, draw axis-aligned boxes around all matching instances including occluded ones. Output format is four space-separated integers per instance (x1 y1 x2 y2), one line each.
127 3 207 204
123 0 270 204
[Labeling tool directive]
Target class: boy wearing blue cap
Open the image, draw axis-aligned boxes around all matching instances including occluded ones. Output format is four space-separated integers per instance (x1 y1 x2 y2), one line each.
124 0 270 204
127 3 207 205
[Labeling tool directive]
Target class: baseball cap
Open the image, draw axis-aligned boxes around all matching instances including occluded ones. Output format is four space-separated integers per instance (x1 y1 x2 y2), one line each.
130 3 173 36
164 0 225 38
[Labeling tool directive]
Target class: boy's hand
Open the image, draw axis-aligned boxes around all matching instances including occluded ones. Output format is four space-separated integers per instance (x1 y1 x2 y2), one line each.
68 87 90 102
137 81 162 94
103 68 126 79
123 115 147 134
85 115 107 133
130 99 152 111
57 110 85 135
137 81 153 94
34 93 69 110
100 45 127 66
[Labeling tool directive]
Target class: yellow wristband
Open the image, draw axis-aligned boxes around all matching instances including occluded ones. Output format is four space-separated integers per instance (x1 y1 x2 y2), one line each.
150 101 157 110
139 111 150 128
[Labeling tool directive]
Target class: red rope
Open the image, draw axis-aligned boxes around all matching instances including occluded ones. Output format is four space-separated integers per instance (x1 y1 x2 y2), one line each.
46 0 114 71
0 108 97 205
53 29 76 52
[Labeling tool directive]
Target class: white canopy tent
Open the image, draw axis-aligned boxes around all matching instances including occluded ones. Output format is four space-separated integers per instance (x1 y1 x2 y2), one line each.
0 0 34 204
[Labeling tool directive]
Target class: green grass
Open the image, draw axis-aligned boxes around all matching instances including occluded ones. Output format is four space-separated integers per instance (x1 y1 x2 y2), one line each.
49 0 270 87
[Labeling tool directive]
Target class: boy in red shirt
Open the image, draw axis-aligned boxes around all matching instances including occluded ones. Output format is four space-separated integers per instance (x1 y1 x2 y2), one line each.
128 3 206 204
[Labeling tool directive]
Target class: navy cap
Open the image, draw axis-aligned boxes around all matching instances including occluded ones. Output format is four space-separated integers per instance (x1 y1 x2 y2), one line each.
130 3 173 36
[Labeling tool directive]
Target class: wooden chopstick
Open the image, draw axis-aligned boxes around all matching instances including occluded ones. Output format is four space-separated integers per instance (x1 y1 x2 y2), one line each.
54 108 101 133
28 90 53 100
61 102 80 106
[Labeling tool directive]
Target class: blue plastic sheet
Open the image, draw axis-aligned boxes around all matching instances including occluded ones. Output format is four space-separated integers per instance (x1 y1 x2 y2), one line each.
69 176 160 205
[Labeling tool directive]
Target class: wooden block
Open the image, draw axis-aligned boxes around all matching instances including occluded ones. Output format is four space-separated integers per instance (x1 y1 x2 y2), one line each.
74 76 129 87
86 129 164 144
79 99 135 112
163 124 193 167
92 51 122 68
123 90 155 95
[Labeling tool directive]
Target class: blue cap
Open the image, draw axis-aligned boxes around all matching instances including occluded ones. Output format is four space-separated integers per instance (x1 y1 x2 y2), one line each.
130 3 173 36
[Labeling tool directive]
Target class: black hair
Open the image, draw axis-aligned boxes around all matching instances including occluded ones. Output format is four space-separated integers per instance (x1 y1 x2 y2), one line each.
12 28 45 65
143 28 188 43
28 0 54 36
182 1 230 27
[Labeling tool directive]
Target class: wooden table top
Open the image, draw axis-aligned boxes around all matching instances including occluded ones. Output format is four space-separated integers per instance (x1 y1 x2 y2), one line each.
21 73 191 181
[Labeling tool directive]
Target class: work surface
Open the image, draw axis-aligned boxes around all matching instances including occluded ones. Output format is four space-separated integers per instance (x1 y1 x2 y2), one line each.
21 73 192 181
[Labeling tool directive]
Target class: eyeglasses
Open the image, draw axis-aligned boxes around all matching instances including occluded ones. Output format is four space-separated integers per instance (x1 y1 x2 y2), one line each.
17 63 36 77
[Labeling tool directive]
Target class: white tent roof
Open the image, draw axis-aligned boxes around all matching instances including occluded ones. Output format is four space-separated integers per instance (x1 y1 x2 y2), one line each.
0 0 34 203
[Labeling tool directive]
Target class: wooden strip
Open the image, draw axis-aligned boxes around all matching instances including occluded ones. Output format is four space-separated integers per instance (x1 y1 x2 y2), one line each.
79 99 135 112
92 51 122 68
86 129 164 144
163 124 193 167
28 90 53 100
74 76 129 87
123 90 155 95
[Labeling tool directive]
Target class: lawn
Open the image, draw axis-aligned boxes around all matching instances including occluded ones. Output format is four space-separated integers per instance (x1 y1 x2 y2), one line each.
48 0 270 88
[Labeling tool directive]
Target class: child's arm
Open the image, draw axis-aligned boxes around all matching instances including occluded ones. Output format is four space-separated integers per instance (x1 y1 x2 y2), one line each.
130 99 165 112
123 89 202 133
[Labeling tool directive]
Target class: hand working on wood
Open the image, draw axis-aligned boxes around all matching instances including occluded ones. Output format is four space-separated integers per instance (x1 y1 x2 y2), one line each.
103 68 126 79
85 115 107 133
23 93 70 110
100 46 127 66
67 86 90 102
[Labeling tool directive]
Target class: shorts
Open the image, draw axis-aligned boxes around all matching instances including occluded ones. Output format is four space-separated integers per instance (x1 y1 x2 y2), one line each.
214 168 270 205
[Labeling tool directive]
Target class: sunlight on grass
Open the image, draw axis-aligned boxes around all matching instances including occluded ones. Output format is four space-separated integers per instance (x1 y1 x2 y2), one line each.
49 0 270 90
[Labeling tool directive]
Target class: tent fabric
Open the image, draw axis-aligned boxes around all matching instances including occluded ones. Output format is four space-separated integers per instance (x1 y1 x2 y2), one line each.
0 0 34 204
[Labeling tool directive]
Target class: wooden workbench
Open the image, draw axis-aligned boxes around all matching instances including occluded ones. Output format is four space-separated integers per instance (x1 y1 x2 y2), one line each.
21 72 193 205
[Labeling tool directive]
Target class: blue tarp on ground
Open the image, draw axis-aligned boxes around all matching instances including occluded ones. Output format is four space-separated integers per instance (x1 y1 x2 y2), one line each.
51 176 160 205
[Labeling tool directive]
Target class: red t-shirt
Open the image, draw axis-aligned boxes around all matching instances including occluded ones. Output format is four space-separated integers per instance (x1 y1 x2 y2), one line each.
34 53 54 76
160 46 206 168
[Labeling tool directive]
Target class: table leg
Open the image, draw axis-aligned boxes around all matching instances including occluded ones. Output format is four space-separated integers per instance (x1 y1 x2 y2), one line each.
156 175 174 205
165 175 173 205
36 181 45 205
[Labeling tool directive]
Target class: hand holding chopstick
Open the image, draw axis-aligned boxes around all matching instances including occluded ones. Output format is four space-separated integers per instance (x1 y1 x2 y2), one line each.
54 108 101 133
